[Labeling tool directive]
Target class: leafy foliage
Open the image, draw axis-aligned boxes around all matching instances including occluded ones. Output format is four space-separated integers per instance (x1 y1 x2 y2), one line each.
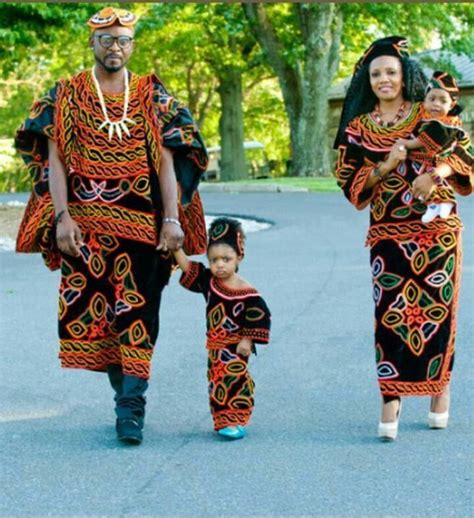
0 2 471 188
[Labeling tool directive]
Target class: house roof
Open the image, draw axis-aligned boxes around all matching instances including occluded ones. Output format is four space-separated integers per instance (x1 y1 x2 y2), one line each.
329 49 474 101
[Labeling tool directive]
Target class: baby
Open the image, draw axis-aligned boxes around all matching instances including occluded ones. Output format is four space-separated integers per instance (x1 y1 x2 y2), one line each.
397 71 465 223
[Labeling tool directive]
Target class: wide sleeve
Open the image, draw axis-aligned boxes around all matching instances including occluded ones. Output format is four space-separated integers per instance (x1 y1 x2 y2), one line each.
179 261 211 294
241 295 271 345
14 83 62 271
151 76 208 204
14 84 58 196
148 75 208 256
335 117 378 210
438 130 473 196
417 119 458 159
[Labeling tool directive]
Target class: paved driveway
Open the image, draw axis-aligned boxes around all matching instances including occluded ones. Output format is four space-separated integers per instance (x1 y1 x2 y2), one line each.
1 192 472 518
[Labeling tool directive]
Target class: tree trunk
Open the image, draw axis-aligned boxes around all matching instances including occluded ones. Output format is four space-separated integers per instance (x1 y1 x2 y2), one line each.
243 3 343 177
217 66 247 181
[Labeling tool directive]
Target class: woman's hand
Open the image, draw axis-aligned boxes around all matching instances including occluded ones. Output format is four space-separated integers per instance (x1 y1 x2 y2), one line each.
385 142 408 172
412 174 436 202
237 338 253 357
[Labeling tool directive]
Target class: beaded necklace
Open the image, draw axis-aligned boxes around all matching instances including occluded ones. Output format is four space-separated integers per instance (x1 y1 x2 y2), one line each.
91 67 136 141
372 101 407 127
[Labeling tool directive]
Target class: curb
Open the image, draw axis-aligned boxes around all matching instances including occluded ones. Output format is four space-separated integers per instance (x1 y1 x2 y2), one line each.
199 183 308 193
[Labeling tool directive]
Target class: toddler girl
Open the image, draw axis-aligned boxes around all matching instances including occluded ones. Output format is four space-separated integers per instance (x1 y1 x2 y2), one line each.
174 217 271 440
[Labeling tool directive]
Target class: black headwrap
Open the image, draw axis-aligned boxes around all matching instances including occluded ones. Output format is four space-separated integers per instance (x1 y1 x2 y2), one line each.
334 36 427 149
353 36 409 75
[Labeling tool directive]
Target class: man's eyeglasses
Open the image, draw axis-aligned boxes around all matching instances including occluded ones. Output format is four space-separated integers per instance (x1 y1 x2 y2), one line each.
94 34 133 49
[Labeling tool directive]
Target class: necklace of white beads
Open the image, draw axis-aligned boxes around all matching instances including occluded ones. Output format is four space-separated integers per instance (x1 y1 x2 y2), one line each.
91 66 136 141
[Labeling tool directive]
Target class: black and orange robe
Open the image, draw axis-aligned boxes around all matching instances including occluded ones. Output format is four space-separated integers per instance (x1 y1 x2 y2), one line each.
15 71 208 379
413 107 467 205
336 102 472 397
180 261 271 430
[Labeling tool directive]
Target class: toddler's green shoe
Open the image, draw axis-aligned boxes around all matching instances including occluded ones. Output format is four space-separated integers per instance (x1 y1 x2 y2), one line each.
217 425 246 440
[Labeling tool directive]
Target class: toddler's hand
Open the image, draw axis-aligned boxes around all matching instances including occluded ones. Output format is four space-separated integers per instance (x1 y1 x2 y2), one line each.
237 338 252 357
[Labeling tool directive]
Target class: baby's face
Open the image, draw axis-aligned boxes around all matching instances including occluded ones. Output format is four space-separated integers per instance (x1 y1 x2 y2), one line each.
424 88 454 118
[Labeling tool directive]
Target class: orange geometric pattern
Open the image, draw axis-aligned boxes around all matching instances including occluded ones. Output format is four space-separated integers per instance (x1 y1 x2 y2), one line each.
336 102 470 397
16 70 207 379
180 261 271 429
382 279 449 357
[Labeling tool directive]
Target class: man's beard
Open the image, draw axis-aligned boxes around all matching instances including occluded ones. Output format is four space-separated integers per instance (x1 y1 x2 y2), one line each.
95 55 125 73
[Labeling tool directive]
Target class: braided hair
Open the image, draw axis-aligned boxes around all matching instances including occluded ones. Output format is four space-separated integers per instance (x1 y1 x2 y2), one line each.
207 217 246 257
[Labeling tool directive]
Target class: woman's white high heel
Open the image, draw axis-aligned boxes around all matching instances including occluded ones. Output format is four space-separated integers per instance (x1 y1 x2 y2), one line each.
378 401 402 441
429 388 450 429
428 411 449 429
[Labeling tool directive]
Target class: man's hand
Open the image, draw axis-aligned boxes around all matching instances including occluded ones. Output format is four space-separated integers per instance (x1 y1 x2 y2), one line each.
56 213 84 257
237 338 253 358
412 173 436 202
157 221 184 252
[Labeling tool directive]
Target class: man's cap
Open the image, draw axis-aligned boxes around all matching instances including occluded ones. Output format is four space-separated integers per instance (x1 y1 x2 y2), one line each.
87 7 138 31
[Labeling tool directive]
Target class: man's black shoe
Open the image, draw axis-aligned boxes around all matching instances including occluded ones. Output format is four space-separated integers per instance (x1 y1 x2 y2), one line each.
116 418 143 445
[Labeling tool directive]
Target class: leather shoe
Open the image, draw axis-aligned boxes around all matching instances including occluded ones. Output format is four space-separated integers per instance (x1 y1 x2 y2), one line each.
116 418 143 445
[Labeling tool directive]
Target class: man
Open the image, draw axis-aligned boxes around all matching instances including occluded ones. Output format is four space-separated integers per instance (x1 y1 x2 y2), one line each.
15 7 208 445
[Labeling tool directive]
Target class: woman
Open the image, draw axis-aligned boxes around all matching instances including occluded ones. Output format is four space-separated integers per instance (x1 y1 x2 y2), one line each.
334 36 473 441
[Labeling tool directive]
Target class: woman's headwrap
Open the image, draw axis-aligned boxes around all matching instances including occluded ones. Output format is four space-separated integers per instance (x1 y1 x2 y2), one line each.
87 7 138 31
353 36 410 75
426 70 460 100
334 36 412 149
208 218 245 258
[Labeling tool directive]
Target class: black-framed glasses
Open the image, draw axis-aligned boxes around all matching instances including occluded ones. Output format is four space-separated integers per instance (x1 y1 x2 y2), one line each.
94 34 133 49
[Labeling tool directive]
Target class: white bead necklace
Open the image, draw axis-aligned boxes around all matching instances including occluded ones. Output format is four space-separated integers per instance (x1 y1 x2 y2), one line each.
91 67 136 141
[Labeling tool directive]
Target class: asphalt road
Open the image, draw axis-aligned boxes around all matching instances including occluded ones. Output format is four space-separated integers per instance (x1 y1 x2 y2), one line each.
0 192 473 518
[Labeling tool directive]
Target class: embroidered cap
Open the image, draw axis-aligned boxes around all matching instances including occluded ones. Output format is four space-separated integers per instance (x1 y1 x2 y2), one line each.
354 36 409 75
87 7 138 31
426 70 460 100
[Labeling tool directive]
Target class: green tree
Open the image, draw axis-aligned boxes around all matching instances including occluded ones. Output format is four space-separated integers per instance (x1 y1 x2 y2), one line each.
243 2 473 177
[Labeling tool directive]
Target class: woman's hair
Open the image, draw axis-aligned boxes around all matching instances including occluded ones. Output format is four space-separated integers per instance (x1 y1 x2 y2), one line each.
207 217 246 257
334 57 428 148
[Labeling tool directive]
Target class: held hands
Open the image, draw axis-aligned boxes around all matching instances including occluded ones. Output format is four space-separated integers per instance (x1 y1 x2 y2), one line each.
237 337 253 358
157 220 184 252
56 213 84 257
412 174 436 202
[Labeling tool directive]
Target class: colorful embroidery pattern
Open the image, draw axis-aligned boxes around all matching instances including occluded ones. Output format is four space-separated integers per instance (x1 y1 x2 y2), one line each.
16 71 208 379
336 102 470 396
180 261 271 430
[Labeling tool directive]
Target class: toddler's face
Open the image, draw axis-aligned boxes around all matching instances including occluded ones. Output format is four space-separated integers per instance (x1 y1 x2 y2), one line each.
208 243 241 280
424 88 454 117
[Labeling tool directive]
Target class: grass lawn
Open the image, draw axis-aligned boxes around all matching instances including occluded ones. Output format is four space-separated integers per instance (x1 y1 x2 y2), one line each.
211 176 339 192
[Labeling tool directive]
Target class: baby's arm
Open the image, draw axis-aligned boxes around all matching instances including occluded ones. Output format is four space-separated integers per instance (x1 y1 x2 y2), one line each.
173 248 190 273
396 137 422 150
